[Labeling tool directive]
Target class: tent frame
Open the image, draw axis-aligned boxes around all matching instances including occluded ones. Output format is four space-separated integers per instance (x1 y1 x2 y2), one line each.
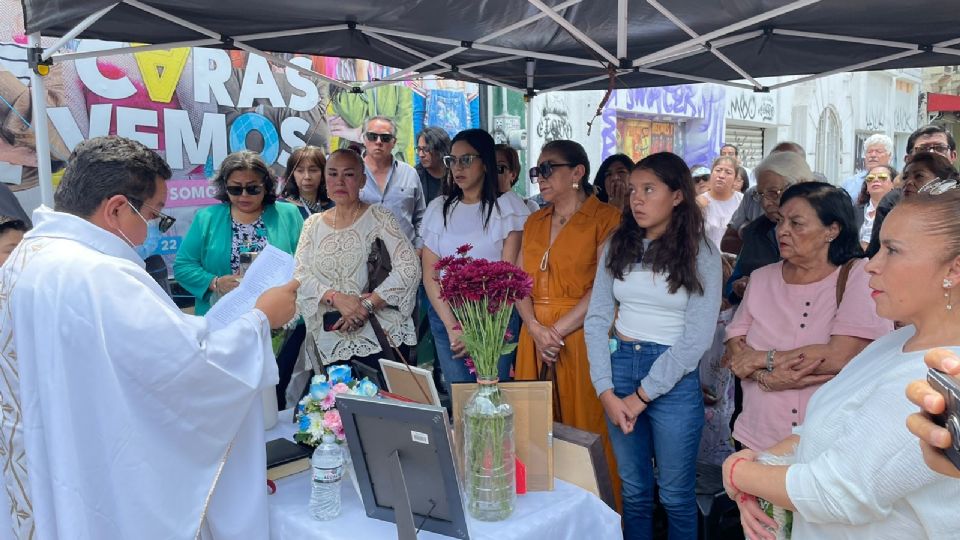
26 0 960 205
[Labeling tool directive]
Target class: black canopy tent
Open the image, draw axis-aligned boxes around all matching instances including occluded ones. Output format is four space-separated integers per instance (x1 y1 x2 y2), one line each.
20 0 960 204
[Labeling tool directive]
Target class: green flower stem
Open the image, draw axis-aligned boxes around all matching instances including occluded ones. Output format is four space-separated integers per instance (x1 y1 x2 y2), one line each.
465 385 513 519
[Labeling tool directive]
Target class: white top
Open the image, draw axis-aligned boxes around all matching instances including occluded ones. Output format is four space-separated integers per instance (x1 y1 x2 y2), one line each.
859 200 877 245
294 205 421 364
1 208 276 539
613 261 691 345
702 191 743 250
422 190 531 260
786 326 960 539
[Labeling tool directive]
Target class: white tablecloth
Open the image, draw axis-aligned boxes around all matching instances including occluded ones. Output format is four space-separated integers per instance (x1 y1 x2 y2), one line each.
266 409 623 540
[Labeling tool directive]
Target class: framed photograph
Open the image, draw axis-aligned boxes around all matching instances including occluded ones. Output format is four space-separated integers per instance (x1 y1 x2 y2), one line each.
552 422 616 509
451 381 553 491
378 358 441 407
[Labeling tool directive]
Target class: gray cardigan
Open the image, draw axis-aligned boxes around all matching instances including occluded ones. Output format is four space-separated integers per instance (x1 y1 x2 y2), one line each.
584 238 722 400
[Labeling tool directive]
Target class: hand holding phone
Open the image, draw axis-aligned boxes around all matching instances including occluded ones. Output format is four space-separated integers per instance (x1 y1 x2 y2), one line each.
323 311 342 332
926 367 960 470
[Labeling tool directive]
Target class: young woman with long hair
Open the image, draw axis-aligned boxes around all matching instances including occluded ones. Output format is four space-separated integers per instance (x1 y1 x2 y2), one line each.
585 152 722 539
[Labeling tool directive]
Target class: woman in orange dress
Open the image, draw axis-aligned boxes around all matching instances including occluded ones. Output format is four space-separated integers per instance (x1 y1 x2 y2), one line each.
515 140 622 508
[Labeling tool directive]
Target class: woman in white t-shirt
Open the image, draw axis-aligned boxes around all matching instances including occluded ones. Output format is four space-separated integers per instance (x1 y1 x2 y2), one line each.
698 156 743 250
421 129 531 393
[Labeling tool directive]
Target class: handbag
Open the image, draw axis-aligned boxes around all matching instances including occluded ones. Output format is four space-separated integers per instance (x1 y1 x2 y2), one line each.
364 237 432 405
835 258 856 307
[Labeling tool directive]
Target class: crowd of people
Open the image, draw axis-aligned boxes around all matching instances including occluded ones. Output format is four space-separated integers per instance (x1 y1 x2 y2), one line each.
0 118 959 539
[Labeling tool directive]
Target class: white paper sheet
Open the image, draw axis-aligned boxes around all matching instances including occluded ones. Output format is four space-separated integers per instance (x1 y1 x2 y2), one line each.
205 244 295 332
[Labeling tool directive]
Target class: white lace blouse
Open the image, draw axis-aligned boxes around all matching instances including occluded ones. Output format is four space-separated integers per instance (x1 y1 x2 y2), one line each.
294 205 421 365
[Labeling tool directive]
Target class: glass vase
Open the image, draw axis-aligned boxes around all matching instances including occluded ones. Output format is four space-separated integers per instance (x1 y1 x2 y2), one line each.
462 380 515 521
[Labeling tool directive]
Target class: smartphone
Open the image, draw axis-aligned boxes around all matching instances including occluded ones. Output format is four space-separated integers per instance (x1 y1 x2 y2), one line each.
323 311 342 332
927 368 960 469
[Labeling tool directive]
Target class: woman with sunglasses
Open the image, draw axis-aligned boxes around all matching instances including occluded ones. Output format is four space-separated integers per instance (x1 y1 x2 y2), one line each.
175 150 304 316
865 153 960 257
514 139 623 507
496 143 542 212
281 146 333 219
421 129 531 394
585 152 722 538
855 164 897 251
699 156 743 250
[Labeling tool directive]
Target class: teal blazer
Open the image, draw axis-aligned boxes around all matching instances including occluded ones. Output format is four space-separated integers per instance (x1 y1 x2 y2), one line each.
174 202 304 315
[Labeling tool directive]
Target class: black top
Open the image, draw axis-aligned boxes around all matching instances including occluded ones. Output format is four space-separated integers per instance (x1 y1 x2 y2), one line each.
416 164 444 205
865 188 902 258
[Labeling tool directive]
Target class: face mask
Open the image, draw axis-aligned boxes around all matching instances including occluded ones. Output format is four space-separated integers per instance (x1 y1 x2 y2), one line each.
121 201 160 260
135 219 162 259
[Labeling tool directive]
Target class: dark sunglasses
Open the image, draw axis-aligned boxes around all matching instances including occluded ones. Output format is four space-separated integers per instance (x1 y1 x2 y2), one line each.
225 184 264 196
365 132 395 143
128 198 176 233
529 162 575 183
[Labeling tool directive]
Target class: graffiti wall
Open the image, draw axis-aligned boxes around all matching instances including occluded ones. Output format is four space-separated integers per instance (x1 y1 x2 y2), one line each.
0 1 479 270
527 90 605 191
600 84 727 169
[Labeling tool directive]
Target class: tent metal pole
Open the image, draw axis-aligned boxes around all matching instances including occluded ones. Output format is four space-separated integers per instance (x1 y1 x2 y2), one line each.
767 49 923 91
636 67 756 90
771 29 917 49
460 56 523 69
362 31 525 92
235 24 350 42
362 47 467 89
52 39 222 62
543 73 613 92
526 59 535 92
41 2 119 61
932 47 960 58
617 0 628 59
634 30 764 70
357 25 602 68
28 33 54 207
527 0 618 65
478 0 583 44
646 0 761 88
633 0 822 66
123 0 355 91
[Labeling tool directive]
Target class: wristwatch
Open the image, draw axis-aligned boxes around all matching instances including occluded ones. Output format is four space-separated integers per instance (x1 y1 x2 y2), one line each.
765 349 776 372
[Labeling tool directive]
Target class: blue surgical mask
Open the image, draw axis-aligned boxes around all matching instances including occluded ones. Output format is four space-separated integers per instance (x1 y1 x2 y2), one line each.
135 219 162 259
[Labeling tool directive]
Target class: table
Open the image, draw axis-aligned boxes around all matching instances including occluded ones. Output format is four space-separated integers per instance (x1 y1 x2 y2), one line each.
266 410 623 540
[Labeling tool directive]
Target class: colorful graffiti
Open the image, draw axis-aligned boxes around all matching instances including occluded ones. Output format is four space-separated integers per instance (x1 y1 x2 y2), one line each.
601 84 726 168
615 118 675 162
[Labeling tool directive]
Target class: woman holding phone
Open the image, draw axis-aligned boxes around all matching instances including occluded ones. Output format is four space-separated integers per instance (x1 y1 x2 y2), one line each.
293 149 420 377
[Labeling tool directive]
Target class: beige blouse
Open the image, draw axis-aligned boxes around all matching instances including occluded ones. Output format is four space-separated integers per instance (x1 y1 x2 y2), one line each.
294 204 420 365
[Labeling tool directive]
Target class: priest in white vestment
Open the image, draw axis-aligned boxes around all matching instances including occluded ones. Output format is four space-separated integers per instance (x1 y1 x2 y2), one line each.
0 136 298 539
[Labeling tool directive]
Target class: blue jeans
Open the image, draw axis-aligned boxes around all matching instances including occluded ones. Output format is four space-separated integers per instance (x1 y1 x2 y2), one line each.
606 337 704 540
426 302 514 395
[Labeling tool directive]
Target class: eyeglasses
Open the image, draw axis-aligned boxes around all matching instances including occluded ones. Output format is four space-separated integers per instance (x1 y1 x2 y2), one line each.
751 188 784 202
865 173 891 183
443 154 481 169
695 176 710 184
913 144 951 155
529 162 575 182
414 145 430 154
918 177 960 195
128 198 176 232
225 184 264 196
365 132 395 144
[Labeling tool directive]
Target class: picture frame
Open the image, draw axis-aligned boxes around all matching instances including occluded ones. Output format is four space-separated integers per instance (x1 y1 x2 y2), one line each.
451 381 553 491
378 358 441 407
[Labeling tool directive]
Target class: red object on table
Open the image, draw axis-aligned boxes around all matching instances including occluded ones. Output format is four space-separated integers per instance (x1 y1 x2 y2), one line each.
379 390 416 403
515 457 527 494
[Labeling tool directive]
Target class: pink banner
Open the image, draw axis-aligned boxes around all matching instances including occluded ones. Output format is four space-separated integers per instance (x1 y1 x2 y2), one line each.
165 178 219 208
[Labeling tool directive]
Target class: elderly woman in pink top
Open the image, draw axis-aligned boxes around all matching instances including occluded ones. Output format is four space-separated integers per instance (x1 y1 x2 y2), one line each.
725 182 893 451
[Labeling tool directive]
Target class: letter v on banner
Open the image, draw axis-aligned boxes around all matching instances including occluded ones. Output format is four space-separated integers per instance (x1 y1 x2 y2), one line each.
133 45 190 103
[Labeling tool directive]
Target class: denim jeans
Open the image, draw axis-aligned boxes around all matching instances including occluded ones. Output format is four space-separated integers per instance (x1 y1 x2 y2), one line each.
606 337 704 540
425 302 514 395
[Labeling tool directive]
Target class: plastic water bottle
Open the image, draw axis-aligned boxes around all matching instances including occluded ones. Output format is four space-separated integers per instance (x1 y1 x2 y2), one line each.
309 434 344 520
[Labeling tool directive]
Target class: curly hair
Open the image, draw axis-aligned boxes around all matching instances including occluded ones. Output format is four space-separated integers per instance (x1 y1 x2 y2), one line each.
593 154 634 203
606 152 706 295
212 150 277 205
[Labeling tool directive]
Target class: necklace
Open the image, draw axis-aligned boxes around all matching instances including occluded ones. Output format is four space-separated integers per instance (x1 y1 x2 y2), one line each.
540 198 585 271
332 204 360 231
299 196 322 216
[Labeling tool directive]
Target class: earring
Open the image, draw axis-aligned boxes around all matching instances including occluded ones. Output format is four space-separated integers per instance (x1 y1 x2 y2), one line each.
572 183 580 190
945 279 954 311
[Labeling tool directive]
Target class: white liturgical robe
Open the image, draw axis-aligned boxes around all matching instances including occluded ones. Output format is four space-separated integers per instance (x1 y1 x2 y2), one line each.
0 207 278 539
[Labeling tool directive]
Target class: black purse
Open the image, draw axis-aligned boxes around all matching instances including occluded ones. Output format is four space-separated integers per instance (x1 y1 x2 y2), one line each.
366 237 392 293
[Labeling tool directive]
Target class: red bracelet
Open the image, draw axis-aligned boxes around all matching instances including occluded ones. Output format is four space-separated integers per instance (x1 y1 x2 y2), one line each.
729 457 747 494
